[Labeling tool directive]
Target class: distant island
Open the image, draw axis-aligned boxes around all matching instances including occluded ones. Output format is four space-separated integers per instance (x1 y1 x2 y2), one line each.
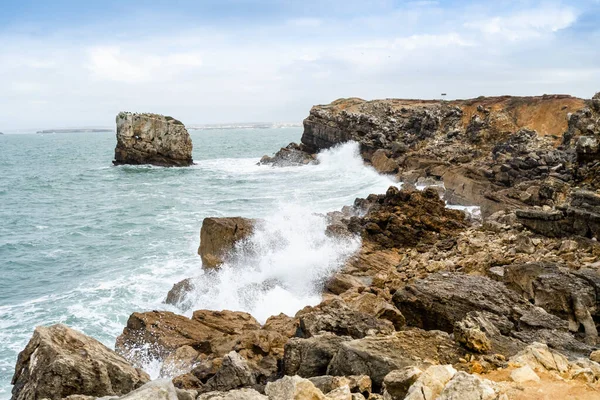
187 122 301 131
36 128 114 134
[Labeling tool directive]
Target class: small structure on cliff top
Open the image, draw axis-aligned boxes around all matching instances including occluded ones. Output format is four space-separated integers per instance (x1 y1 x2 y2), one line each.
113 112 193 167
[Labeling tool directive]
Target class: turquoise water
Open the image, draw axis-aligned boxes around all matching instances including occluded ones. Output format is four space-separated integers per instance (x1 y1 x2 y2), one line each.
0 129 397 397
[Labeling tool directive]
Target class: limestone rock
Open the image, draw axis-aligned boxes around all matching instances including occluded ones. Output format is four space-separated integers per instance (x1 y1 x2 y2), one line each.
393 272 567 335
265 375 326 400
116 311 218 363
113 112 193 167
116 379 178 400
296 298 394 339
370 150 398 174
192 310 261 336
165 278 194 308
199 217 255 269
382 367 422 400
403 365 456 400
327 329 463 391
259 143 316 167
437 372 496 400
325 385 352 400
309 376 371 397
510 342 570 374
202 352 257 393
197 388 267 399
510 365 540 383
283 334 351 378
11 324 149 400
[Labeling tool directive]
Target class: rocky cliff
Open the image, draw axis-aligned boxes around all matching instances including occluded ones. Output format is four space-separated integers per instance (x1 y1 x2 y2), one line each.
12 92 600 400
113 112 194 167
273 94 597 218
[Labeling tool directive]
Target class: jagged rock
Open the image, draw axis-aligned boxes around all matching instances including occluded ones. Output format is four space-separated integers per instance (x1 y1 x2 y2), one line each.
283 334 351 377
393 272 567 333
382 367 422 400
296 298 394 339
370 150 398 174
327 329 463 391
199 217 255 269
259 143 316 166
324 274 366 295
346 187 467 250
308 375 371 397
590 349 600 363
165 278 194 307
453 318 492 353
325 385 352 400
510 342 570 374
264 375 326 400
11 324 149 400
262 313 299 338
160 345 201 377
116 311 218 363
113 112 193 167
116 379 178 399
192 310 261 336
202 352 257 393
197 388 267 399
503 262 598 341
340 290 405 331
403 365 456 400
437 372 496 400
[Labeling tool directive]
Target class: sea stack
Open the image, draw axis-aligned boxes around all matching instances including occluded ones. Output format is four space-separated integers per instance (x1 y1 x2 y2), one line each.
113 112 193 167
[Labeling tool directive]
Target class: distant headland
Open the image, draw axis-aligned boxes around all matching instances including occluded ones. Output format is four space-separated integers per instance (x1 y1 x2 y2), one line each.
36 128 114 134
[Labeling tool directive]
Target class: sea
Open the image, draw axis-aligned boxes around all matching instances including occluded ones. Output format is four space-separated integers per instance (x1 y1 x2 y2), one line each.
0 128 398 397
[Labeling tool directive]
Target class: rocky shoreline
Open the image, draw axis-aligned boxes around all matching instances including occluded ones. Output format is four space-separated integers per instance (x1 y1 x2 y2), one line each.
10 92 600 400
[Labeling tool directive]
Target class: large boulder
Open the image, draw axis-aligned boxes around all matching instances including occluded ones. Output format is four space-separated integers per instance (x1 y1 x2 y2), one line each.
283 334 351 378
113 112 193 167
327 329 463 391
11 324 149 400
295 298 394 339
199 217 255 269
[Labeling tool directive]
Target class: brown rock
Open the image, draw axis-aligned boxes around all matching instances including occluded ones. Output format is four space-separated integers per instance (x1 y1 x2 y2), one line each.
192 310 261 336
113 112 193 167
327 329 463 391
371 150 399 174
199 217 255 269
11 324 149 400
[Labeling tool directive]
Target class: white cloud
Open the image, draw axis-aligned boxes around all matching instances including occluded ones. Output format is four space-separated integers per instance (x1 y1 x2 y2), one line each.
465 7 577 40
87 46 203 83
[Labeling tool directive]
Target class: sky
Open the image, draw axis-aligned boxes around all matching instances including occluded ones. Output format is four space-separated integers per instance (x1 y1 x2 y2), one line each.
0 0 599 131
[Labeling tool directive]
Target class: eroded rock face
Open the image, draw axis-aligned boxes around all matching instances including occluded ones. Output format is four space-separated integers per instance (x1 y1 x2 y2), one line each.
12 324 149 400
113 112 193 167
327 329 463 391
199 217 255 269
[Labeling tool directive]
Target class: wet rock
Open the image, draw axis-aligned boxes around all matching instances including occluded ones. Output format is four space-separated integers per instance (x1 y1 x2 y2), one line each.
199 217 255 269
116 311 218 363
113 112 193 167
12 324 149 400
327 329 463 391
259 142 316 166
165 278 194 307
